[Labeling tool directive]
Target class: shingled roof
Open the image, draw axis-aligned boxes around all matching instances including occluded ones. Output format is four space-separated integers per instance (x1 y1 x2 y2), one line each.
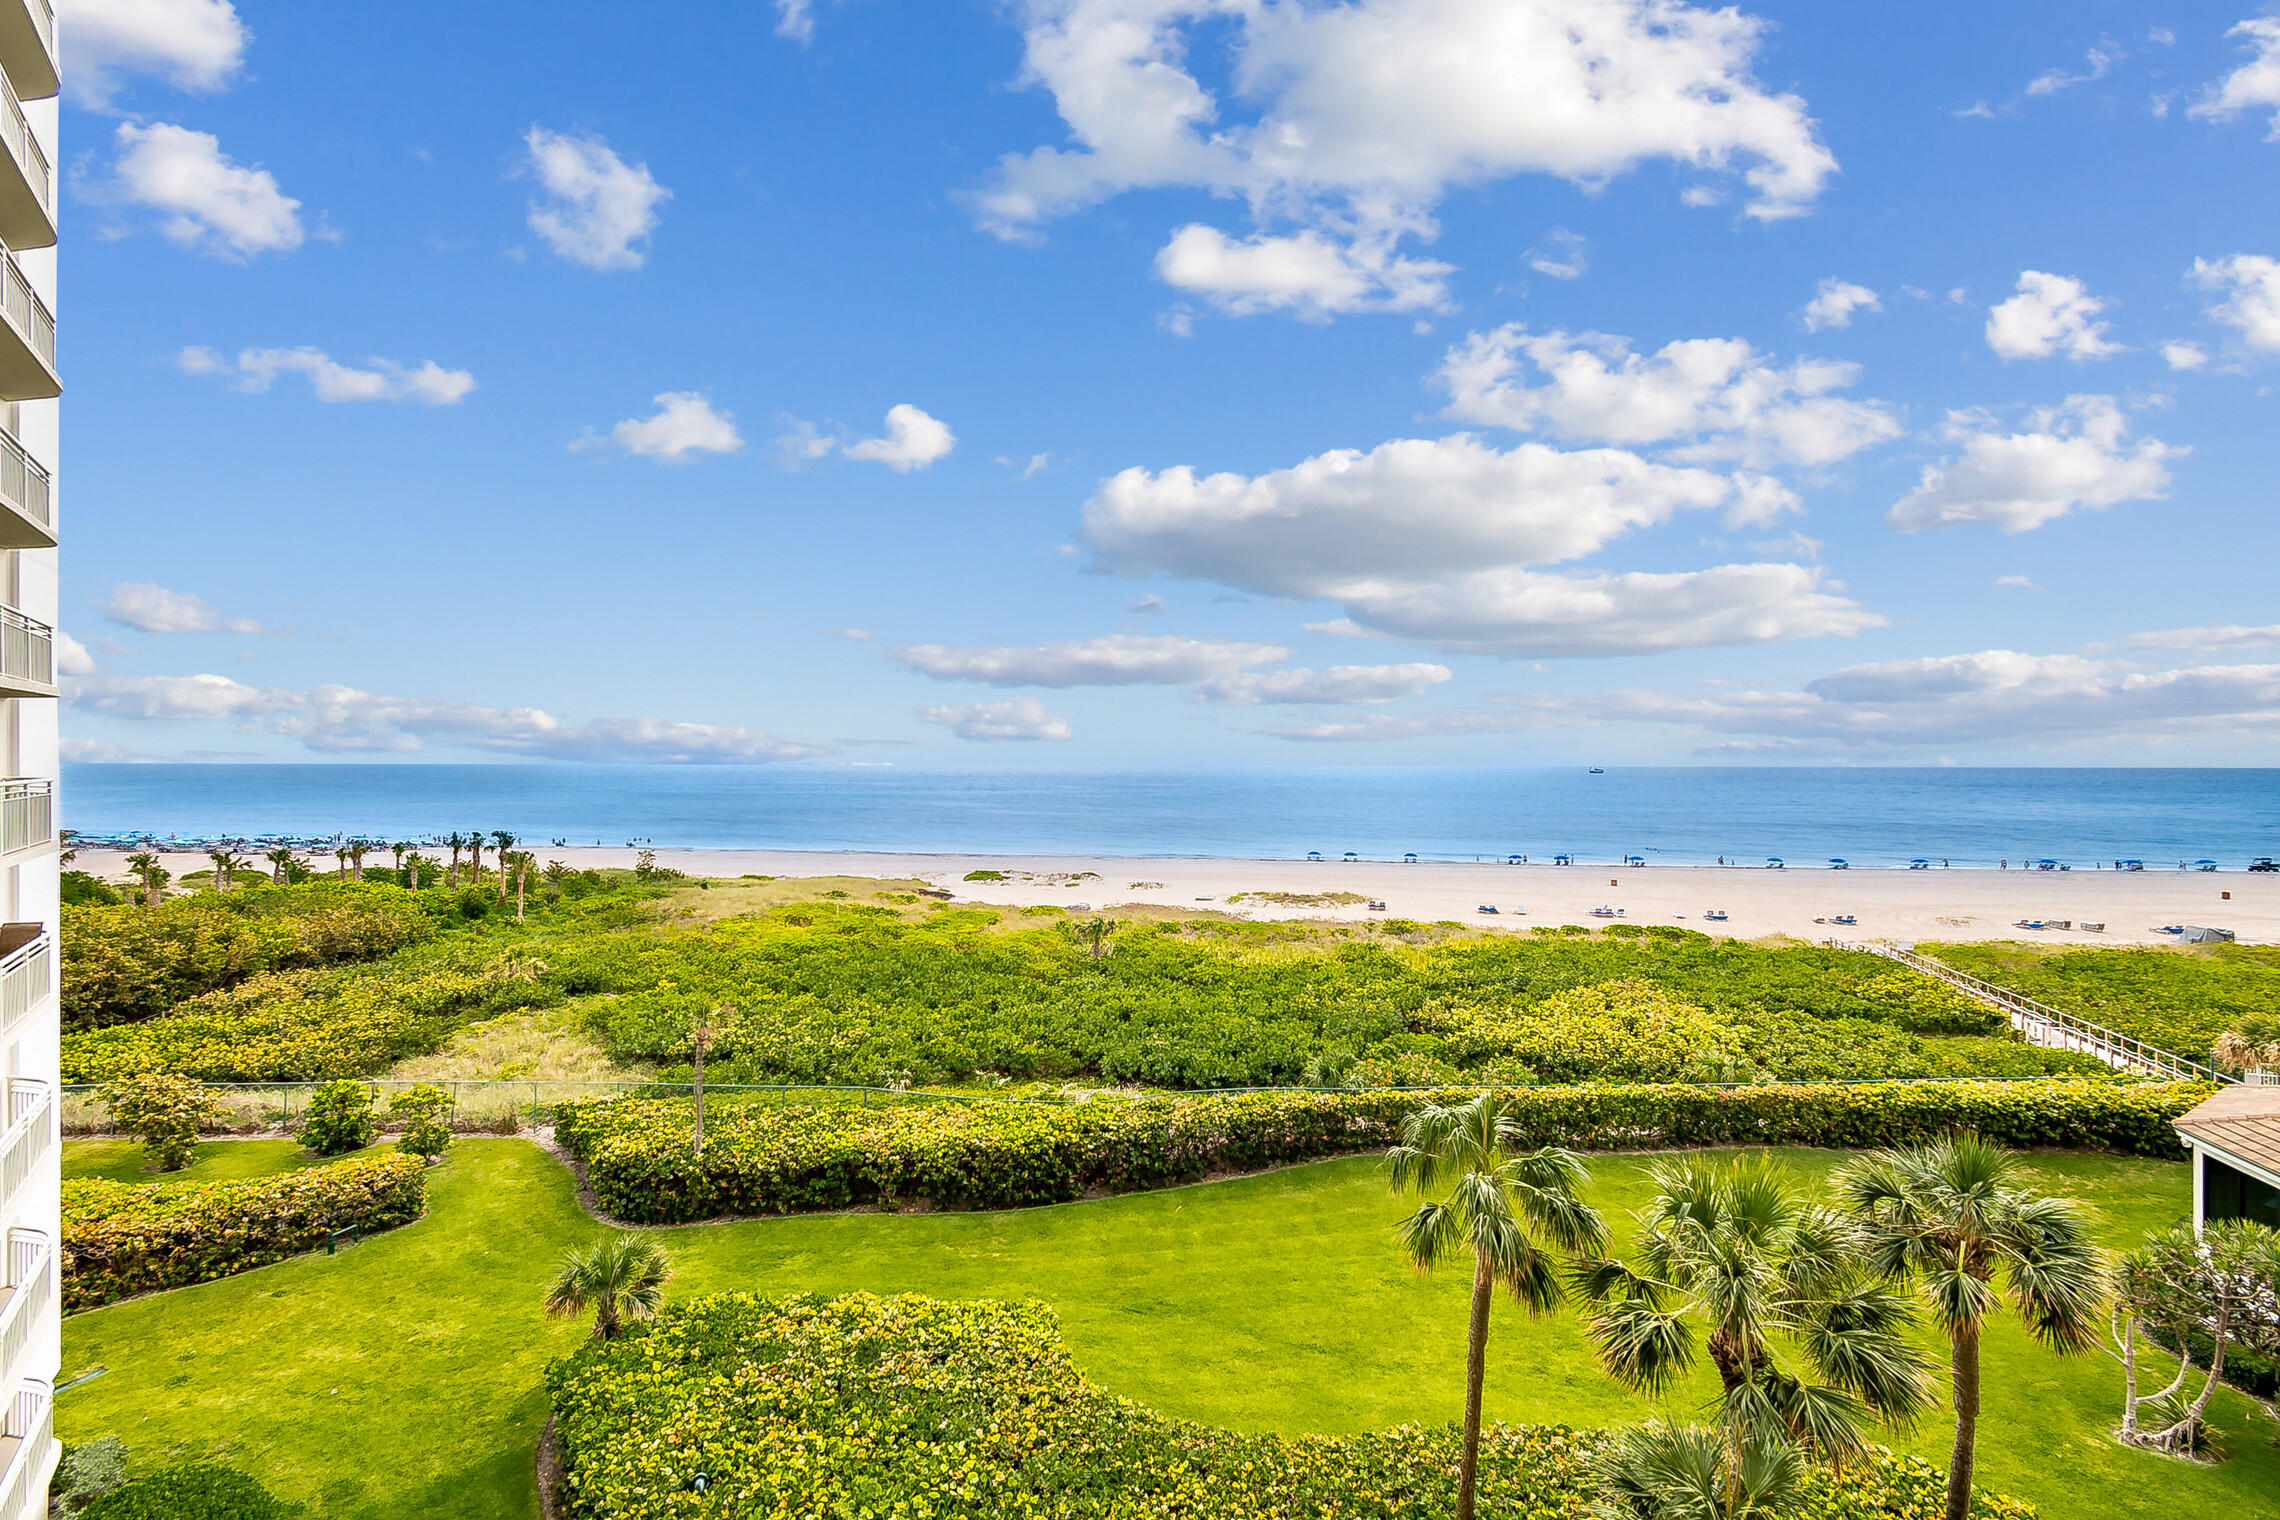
2176 1085 2280 1179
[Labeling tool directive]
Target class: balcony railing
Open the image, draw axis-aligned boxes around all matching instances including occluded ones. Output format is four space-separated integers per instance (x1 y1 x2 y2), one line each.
0 253 52 378
0 426 47 542
0 1233 49 1415
0 936 45 1046
0 606 48 692
0 1084 48 1229
0 69 43 223
0 1379 52 1520
0 782 46 856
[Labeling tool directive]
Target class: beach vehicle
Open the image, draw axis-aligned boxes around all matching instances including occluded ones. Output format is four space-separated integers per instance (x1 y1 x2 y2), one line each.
1476 904 1499 914
2251 858 2277 872
1828 858 1849 869
1766 856 1784 869
1704 909 1729 922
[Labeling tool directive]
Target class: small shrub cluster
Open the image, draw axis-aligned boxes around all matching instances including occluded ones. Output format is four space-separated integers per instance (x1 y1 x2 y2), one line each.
61 1152 427 1310
80 1462 299 1519
547 1292 2034 1520
61 884 442 1030
553 1078 2206 1225
99 1073 227 1172
299 1079 378 1155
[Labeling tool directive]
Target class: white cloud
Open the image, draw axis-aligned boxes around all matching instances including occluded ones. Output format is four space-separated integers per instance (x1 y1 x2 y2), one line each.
896 634 1287 687
975 0 1835 317
104 582 266 635
55 632 98 677
2161 340 2209 371
1526 227 1588 280
66 672 826 761
1993 575 2041 590
1197 663 1453 705
2191 18 2280 135
98 122 304 260
576 392 742 461
1154 225 1452 318
1082 433 1876 657
918 698 1072 742
774 0 815 44
2189 254 2280 352
59 737 160 763
843 404 956 472
1126 594 1166 615
1887 396 2183 533
1436 325 1902 468
1798 278 1879 332
523 127 670 272
63 0 248 110
2025 42 2123 97
1984 271 2121 360
2124 624 2280 651
177 345 476 405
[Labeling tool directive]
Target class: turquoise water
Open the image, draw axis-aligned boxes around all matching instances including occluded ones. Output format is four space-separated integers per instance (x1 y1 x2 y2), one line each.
58 764 2280 869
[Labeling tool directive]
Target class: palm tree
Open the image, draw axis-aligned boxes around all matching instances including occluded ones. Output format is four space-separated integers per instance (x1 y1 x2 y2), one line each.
2213 1014 2280 1077
1589 1421 1804 1520
492 831 518 900
389 841 408 884
467 829 484 886
206 847 236 892
264 846 297 886
1835 1134 2106 1520
1389 1092 1606 1520
504 850 536 920
346 839 372 882
1576 1155 1931 1463
333 845 350 880
122 850 168 907
446 832 465 889
541 1234 672 1341
403 851 433 891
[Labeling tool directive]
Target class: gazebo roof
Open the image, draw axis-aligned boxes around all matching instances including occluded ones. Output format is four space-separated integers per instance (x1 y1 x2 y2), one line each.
2176 1085 2280 1178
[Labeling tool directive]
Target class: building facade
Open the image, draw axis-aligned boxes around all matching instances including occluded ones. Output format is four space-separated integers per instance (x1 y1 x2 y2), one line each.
0 0 57 1510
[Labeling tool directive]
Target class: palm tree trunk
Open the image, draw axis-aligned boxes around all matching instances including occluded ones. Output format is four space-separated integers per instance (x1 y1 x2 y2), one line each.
448 843 461 889
1945 1326 1979 1520
515 866 526 921
469 839 482 884
1459 1252 1492 1520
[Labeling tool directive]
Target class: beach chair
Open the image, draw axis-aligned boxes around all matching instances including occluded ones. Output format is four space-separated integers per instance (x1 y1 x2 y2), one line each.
1476 904 1499 914
1704 910 1729 922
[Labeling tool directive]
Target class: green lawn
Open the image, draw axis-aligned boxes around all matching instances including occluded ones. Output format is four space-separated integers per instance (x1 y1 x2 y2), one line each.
61 1137 360 1186
56 1139 2273 1520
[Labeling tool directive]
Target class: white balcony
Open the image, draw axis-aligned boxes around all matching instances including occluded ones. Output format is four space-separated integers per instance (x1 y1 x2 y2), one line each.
0 0 54 104
0 936 46 1055
0 253 51 401
0 70 46 253
0 425 48 549
0 783 44 857
0 606 48 699
0 1234 51 1415
0 1084 49 1231
0 1380 53 1520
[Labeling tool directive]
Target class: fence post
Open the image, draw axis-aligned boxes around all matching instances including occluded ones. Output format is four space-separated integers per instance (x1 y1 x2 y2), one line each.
531 1081 539 1133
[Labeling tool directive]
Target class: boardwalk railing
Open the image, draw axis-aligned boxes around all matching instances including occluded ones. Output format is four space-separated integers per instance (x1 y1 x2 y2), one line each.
1836 939 2227 1083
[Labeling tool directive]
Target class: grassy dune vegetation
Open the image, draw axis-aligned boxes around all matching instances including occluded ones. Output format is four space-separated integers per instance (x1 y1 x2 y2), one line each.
1924 941 2280 1065
55 1139 2265 1520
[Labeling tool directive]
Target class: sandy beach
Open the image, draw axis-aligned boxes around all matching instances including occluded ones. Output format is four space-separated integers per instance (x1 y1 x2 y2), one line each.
76 845 2279 947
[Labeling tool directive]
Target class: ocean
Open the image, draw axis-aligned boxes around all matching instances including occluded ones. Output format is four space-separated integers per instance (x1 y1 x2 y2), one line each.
58 764 2280 870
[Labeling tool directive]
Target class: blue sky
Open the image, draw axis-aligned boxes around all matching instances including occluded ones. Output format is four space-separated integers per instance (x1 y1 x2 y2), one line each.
53 0 2280 766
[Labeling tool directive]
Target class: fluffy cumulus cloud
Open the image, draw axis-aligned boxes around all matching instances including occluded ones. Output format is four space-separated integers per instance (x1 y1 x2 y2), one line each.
1270 649 2280 753
1887 396 2183 533
1082 433 1877 657
1436 326 1901 468
177 345 476 405
2190 18 2280 135
896 634 1286 687
523 128 670 272
1984 271 2121 361
55 632 98 678
575 392 742 461
1798 278 1879 332
2161 340 2209 371
104 582 265 635
62 0 248 110
66 672 825 761
976 0 1835 317
2189 254 2280 352
1196 662 1452 704
918 698 1073 742
97 123 304 260
842 404 956 471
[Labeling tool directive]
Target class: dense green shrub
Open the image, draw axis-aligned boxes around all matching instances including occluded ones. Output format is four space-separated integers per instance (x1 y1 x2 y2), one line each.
389 1083 452 1160
300 1079 377 1155
1925 942 2280 1066
554 1078 2204 1225
61 1152 426 1310
547 1292 2033 1520
61 870 126 908
80 1462 298 1519
61 884 441 1030
552 907 2089 1091
100 1073 227 1171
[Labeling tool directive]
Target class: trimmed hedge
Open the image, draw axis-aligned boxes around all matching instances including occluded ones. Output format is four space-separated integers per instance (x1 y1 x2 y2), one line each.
547 1291 2034 1520
61 1152 428 1311
553 1078 2208 1225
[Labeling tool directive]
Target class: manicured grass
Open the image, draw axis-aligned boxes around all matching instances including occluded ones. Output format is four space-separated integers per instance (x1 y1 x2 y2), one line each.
56 1140 2271 1520
61 1138 363 1186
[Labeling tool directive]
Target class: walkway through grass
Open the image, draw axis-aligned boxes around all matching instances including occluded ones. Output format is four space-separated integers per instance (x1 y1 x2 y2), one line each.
56 1139 2274 1520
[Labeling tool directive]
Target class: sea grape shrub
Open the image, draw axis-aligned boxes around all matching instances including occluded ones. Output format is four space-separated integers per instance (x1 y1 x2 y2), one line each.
552 1079 2206 1226
79 1463 301 1520
299 1080 377 1155
61 1153 426 1310
99 1073 227 1172
61 883 441 1030
389 1083 453 1161
60 870 126 908
546 1292 2035 1520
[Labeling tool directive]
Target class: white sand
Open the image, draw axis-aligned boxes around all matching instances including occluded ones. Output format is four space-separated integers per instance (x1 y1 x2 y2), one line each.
77 845 2279 946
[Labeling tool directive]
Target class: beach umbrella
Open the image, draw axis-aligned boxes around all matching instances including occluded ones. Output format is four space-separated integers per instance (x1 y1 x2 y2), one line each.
1506 854 1522 864
1625 855 1645 867
1306 851 1323 861
1404 852 1418 863
1766 857 1784 867
1828 858 1848 868
1343 851 1359 861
